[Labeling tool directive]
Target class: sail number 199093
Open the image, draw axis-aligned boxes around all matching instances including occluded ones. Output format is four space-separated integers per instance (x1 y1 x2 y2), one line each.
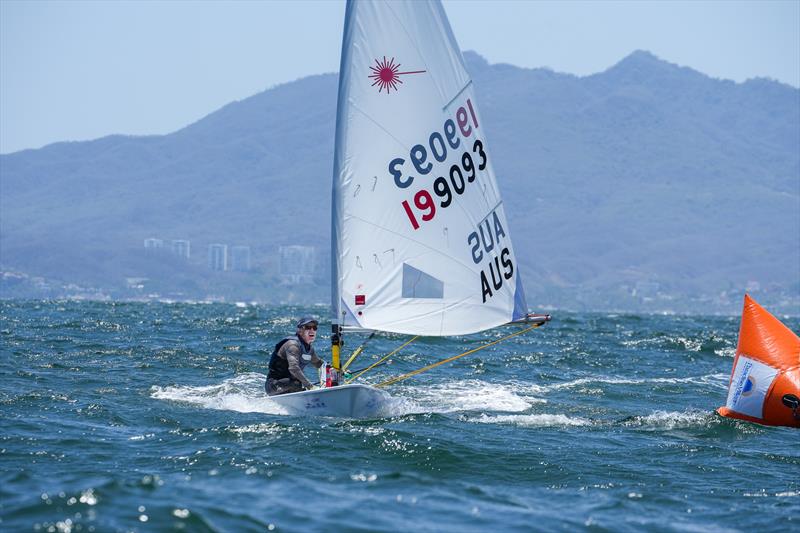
388 98 485 230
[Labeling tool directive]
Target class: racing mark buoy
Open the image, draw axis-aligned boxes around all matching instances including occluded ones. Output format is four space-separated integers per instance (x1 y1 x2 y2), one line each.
717 294 800 428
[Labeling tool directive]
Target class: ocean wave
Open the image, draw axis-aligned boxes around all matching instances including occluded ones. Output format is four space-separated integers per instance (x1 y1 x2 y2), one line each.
621 333 733 355
227 423 293 435
714 347 736 358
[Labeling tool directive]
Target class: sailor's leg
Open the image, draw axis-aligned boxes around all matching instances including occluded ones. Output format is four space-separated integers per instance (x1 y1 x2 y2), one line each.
268 378 304 396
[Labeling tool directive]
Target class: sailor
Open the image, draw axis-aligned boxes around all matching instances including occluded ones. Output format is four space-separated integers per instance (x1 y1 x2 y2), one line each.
266 316 325 396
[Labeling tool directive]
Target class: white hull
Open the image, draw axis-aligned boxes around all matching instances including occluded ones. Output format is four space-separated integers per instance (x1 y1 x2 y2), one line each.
268 384 391 418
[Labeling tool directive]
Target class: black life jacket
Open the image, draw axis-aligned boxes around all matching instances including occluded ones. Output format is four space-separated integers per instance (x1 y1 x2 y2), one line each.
267 335 311 380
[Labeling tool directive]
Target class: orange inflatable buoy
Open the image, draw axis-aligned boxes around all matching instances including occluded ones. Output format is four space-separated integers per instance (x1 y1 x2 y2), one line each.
717 294 800 428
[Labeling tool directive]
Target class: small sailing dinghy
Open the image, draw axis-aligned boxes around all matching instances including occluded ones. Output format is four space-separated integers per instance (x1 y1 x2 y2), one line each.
268 382 392 418
717 294 800 428
269 0 547 418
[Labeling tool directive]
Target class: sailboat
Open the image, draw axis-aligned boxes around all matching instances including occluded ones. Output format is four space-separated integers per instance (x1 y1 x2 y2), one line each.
717 294 800 428
269 0 547 418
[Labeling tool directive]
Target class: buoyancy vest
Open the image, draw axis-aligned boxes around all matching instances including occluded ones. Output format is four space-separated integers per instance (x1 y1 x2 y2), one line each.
267 335 312 380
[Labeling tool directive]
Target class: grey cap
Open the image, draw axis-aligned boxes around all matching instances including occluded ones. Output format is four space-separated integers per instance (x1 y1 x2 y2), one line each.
296 316 319 328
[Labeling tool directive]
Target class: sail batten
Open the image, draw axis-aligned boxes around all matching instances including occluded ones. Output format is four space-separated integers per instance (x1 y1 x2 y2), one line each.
443 80 473 111
331 0 528 336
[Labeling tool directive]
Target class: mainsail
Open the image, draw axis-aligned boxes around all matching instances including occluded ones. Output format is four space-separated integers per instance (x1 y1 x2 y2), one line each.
332 0 528 337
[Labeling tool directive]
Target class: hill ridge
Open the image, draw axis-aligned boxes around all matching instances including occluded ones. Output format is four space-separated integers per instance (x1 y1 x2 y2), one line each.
1 50 798 313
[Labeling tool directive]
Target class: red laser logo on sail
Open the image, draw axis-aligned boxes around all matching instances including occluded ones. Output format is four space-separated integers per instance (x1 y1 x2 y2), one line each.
369 57 426 93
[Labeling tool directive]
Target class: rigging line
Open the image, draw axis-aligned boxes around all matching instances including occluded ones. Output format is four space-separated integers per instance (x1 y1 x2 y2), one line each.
342 331 377 372
375 323 543 388
346 336 420 384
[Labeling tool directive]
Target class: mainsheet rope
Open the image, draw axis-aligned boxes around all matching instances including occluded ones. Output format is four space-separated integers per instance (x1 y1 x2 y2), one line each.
345 336 420 384
342 331 376 372
374 322 544 388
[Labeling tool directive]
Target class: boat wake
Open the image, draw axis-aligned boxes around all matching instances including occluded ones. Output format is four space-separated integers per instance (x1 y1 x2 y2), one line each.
385 379 544 417
151 372 289 415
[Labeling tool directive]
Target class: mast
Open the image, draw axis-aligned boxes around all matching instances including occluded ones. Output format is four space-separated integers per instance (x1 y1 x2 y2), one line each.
330 0 357 375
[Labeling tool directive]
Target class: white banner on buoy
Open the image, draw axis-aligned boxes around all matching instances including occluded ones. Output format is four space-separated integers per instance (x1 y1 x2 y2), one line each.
724 355 779 419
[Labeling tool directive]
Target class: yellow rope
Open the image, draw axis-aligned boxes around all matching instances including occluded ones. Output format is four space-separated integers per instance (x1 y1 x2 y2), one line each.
342 346 365 372
346 336 420 384
375 323 542 388
342 346 364 372
342 332 376 372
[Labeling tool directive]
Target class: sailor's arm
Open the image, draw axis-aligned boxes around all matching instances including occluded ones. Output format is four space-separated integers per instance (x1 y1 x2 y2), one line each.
309 348 324 369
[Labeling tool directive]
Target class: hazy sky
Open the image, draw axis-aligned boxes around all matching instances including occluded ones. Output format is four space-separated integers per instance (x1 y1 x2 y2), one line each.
1 0 798 154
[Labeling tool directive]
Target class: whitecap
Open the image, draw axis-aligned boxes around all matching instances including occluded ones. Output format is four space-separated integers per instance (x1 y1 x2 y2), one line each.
622 409 715 429
228 423 291 435
473 413 591 427
529 374 729 394
715 347 736 358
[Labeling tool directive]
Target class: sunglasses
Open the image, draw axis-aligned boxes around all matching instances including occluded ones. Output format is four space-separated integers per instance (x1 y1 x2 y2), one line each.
303 325 318 331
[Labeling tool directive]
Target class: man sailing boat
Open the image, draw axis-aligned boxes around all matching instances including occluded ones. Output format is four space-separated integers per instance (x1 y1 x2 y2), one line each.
266 316 325 395
262 0 547 416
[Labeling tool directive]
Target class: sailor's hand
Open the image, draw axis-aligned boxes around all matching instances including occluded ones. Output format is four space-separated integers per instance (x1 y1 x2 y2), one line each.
306 384 318 391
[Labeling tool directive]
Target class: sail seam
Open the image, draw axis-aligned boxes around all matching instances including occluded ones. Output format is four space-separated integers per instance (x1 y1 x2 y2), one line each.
349 101 410 152
376 322 545 388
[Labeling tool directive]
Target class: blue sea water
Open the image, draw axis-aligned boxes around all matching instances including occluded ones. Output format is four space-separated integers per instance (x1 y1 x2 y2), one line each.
1 300 798 532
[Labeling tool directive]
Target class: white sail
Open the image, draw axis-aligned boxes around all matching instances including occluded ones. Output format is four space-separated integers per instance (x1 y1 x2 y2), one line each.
332 0 528 336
